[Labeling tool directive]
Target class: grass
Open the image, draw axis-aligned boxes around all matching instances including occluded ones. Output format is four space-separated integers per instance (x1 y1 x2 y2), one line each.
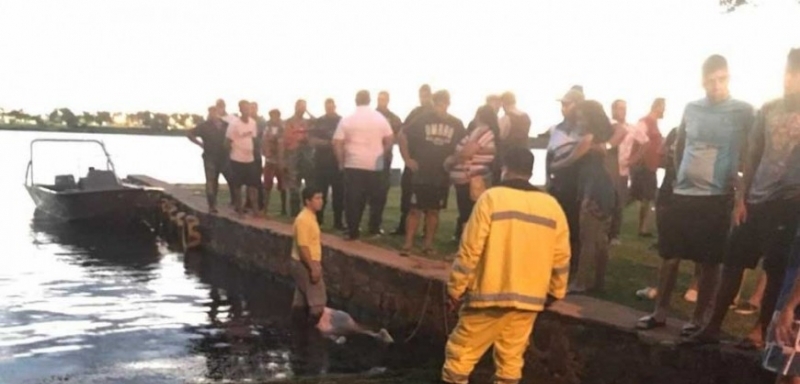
185 184 762 339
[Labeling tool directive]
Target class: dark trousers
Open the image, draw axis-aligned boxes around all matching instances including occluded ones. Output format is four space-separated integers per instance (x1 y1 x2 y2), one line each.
313 166 344 227
454 183 475 239
344 168 384 239
610 175 629 240
202 156 231 208
395 166 414 233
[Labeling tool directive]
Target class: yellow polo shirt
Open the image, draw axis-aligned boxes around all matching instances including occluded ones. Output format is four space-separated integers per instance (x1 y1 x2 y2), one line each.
292 208 321 261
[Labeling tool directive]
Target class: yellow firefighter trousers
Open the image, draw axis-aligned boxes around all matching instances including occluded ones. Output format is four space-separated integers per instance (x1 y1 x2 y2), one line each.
442 307 538 384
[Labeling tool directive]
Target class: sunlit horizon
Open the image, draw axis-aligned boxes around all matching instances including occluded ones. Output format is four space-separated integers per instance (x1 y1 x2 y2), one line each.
2 0 800 135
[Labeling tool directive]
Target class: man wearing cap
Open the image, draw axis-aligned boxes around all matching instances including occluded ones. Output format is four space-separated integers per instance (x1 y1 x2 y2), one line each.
546 87 584 276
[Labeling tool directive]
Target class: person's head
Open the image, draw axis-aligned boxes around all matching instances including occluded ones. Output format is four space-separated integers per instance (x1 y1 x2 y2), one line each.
302 188 324 212
250 101 260 117
238 100 250 118
611 99 627 122
475 104 499 128
486 94 502 113
501 91 516 110
268 109 281 122
324 98 336 115
215 99 226 114
501 147 534 182
576 100 613 142
419 84 432 106
650 98 666 119
785 48 800 95
432 90 450 115
559 88 584 122
207 106 219 121
377 91 390 109
355 90 371 106
702 54 730 103
294 99 307 116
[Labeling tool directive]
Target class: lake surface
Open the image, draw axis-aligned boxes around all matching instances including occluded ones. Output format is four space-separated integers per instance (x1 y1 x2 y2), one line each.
0 130 443 383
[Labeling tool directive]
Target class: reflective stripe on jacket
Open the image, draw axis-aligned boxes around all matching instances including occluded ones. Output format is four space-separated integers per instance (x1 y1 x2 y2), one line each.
448 179 571 312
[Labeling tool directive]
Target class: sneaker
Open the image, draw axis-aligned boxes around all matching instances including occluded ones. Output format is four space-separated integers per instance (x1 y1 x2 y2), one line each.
377 328 394 343
683 289 698 303
734 303 759 315
636 287 658 300
610 238 622 246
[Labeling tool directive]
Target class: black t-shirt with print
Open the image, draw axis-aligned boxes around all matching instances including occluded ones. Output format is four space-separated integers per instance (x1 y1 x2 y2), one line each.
405 111 466 186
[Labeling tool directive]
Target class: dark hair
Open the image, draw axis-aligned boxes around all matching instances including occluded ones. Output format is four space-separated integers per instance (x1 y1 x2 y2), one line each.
379 90 390 97
432 90 450 106
419 84 431 94
475 105 500 137
268 109 280 117
302 188 320 204
485 94 500 104
503 147 534 176
576 100 613 143
238 99 249 108
355 90 370 106
788 48 800 73
325 98 335 104
702 54 728 78
611 99 626 109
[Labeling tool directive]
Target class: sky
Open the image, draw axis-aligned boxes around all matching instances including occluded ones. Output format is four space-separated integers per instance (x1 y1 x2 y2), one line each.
1 0 800 135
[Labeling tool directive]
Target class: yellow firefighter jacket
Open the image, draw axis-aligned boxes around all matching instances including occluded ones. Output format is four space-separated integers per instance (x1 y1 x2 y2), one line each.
448 179 571 312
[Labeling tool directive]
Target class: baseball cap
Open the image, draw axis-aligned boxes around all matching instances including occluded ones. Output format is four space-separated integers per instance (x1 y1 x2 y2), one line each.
558 88 585 104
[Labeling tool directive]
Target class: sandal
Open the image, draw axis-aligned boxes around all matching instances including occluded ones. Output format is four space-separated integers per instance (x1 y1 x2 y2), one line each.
680 323 700 337
636 315 666 330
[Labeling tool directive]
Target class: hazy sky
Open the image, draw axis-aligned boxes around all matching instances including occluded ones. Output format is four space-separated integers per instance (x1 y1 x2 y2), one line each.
1 0 799 134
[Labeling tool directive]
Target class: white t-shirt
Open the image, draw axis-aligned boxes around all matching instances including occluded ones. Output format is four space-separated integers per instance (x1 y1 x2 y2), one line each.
616 120 649 177
226 116 257 163
333 106 393 171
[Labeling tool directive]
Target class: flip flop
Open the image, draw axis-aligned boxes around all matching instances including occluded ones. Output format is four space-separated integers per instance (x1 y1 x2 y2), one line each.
680 323 700 337
636 315 666 330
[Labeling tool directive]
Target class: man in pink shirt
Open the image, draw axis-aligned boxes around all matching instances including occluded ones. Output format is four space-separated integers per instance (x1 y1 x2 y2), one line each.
610 99 649 244
226 100 260 216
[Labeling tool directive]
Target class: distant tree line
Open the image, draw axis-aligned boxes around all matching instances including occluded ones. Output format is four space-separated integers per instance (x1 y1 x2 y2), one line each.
0 107 203 131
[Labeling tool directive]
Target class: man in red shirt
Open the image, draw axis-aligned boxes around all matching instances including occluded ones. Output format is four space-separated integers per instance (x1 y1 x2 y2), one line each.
629 98 665 237
281 99 314 217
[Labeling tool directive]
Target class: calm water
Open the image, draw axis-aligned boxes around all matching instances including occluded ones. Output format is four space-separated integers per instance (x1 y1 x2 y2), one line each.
0 130 444 383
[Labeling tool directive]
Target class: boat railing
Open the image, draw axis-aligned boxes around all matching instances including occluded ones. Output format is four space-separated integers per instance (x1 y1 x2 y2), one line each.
26 138 118 187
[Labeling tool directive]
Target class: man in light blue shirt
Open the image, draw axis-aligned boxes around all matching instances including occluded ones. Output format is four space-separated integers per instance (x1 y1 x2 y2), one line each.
637 55 755 337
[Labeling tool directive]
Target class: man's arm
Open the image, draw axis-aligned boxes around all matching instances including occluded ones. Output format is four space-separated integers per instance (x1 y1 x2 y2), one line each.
187 127 203 148
550 135 593 169
398 129 418 171
548 204 571 301
734 108 766 225
332 121 346 170
448 193 492 300
673 120 687 173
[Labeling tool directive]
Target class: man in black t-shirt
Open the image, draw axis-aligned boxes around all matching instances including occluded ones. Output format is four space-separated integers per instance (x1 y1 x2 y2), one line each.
391 84 433 236
188 105 230 213
309 98 344 228
399 90 465 256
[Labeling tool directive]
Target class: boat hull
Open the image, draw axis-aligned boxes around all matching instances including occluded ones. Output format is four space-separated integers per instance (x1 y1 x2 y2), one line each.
26 184 162 222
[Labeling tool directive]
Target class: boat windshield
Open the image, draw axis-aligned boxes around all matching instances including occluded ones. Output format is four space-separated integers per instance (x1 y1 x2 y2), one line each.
27 140 115 188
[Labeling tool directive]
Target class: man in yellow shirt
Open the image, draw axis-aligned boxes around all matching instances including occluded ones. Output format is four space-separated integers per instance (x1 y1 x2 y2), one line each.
291 188 326 323
442 148 571 384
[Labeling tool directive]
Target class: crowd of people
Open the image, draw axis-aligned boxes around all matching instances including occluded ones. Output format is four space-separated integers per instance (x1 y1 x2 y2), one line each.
188 48 800 383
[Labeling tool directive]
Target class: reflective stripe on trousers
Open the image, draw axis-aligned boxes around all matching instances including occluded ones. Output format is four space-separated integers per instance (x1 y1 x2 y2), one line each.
442 308 537 384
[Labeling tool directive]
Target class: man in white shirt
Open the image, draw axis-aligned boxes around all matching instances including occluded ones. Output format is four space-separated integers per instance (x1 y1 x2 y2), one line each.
333 90 394 240
226 100 260 216
610 99 649 244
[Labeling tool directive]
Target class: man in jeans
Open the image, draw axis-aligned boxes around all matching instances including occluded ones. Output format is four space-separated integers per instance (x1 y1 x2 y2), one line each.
262 109 286 216
281 99 315 217
187 105 230 214
333 90 394 240
629 98 665 237
610 99 649 244
309 98 344 229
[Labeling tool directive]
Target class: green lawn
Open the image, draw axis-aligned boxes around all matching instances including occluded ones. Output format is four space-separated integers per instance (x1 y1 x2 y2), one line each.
191 184 762 338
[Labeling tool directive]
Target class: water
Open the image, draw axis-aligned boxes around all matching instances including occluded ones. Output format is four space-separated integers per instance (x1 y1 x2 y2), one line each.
0 130 444 383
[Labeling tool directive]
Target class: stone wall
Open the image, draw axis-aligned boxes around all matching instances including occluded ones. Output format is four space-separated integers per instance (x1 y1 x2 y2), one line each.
151 189 774 384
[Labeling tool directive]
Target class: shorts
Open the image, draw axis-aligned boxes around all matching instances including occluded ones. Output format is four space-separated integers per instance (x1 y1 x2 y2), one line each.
724 199 800 274
657 194 733 263
229 160 261 187
263 162 285 191
629 166 657 202
410 183 448 211
290 259 327 310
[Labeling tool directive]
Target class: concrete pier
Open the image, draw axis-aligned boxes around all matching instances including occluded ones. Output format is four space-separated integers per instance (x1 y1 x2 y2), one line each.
130 175 774 384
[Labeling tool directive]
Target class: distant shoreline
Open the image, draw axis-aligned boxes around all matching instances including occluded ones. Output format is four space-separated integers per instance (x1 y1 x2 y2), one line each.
0 124 187 137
